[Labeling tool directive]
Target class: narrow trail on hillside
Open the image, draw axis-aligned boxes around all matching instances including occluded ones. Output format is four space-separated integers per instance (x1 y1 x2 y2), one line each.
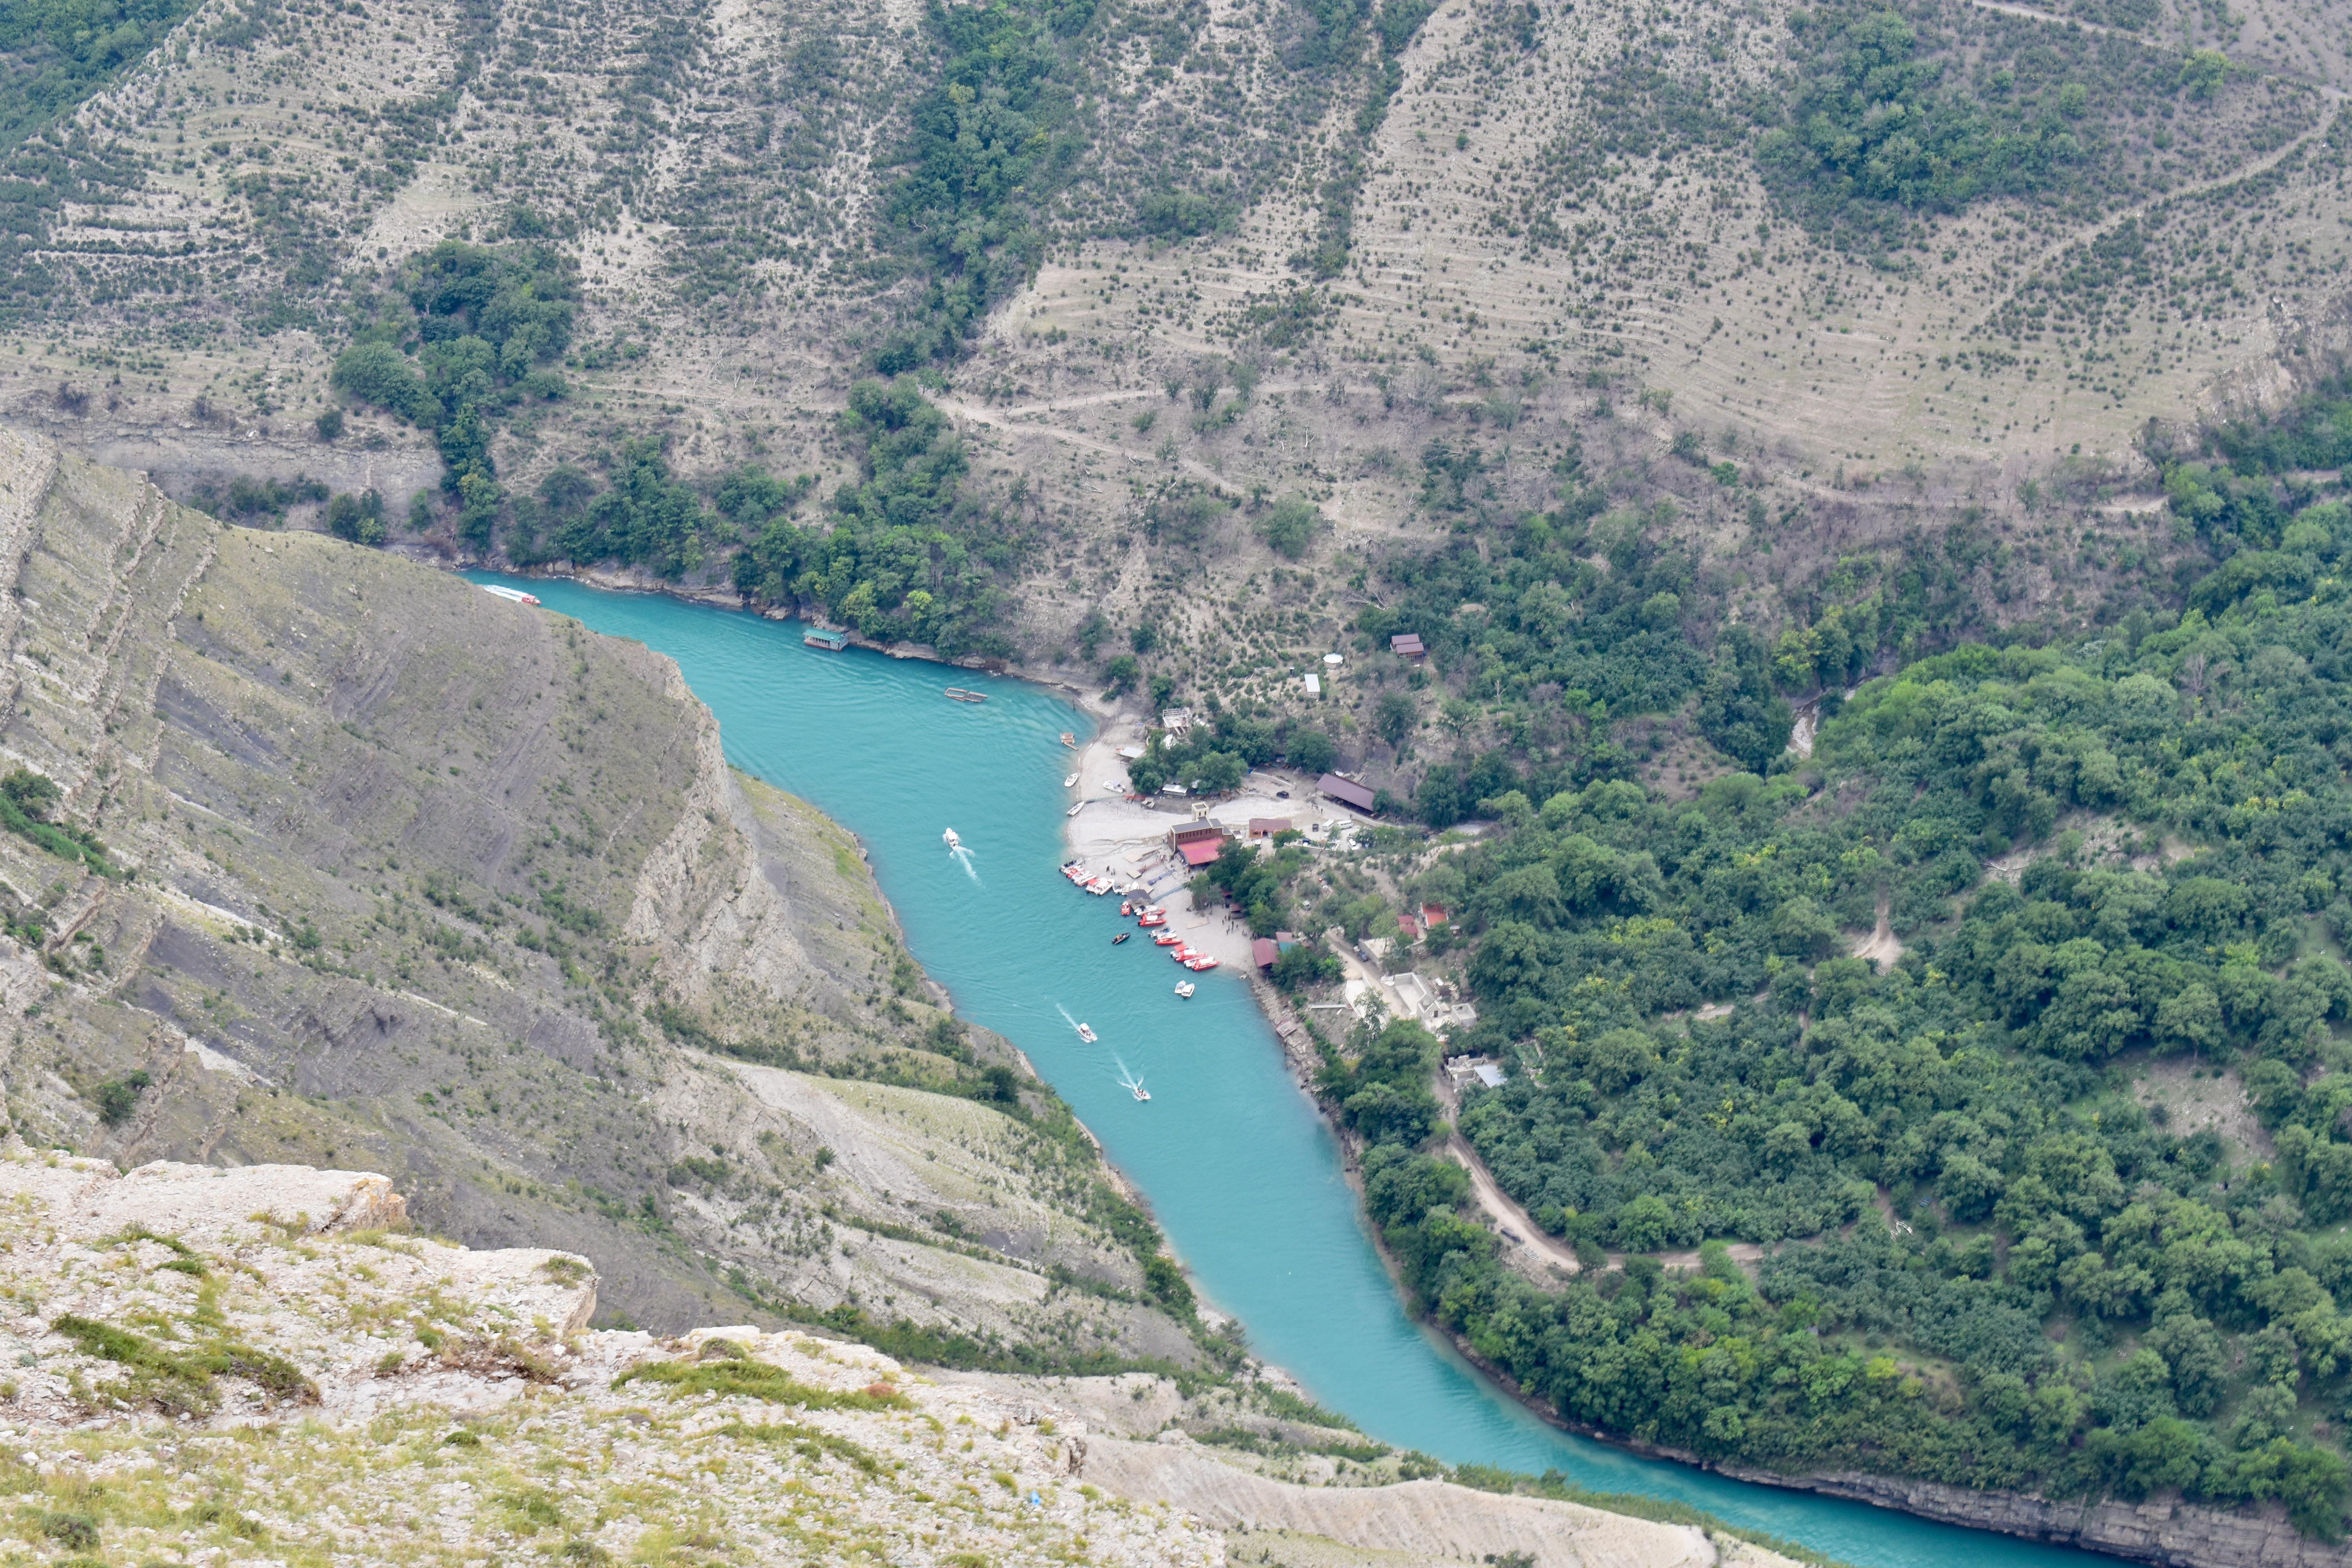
1444 1131 1589 1275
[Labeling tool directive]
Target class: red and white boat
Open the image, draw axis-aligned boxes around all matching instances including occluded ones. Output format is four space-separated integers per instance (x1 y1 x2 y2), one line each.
1086 878 1114 895
1137 911 1167 929
1171 946 1198 963
1185 955 1220 971
1153 931 1183 946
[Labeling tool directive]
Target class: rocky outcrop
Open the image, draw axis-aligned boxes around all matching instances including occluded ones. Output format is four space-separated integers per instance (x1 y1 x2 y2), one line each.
0 1152 1768 1568
1082 1439 1727 1568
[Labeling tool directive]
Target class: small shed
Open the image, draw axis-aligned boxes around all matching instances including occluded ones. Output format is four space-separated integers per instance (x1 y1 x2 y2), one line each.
1252 937 1280 969
1390 633 1425 659
1247 817 1292 840
1317 773 1377 813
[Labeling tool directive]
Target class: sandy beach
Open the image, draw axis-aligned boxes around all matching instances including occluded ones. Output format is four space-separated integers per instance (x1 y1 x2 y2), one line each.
1058 711 1363 973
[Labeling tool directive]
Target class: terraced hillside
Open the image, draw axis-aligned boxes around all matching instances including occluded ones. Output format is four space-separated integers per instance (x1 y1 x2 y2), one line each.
0 0 2337 613
0 420 1204 1365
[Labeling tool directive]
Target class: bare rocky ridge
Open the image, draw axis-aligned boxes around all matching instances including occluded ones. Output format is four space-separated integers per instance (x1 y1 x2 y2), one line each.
0 421 1189 1359
0 1149 1799 1568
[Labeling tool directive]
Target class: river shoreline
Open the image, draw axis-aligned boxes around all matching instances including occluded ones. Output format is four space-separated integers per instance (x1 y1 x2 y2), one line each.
438 555 2189 1568
1436 1322 2348 1568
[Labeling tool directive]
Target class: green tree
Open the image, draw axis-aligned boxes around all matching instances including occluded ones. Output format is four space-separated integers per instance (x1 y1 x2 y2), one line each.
1375 690 1417 748
1288 728 1337 773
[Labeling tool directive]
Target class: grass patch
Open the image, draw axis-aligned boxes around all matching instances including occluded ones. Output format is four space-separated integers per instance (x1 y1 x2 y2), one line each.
51 1312 314 1415
717 1421 880 1473
612 1356 911 1410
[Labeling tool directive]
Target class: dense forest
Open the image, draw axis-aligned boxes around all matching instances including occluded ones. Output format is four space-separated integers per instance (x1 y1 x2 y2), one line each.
1299 373 2352 1533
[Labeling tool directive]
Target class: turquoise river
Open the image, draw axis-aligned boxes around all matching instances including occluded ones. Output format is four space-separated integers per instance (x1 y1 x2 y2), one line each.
472 571 2105 1568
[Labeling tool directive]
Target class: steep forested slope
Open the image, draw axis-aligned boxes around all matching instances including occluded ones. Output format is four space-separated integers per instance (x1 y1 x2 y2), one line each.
1312 517 2352 1535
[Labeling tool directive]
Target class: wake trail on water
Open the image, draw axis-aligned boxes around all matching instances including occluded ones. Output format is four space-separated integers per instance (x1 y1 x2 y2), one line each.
949 844 980 884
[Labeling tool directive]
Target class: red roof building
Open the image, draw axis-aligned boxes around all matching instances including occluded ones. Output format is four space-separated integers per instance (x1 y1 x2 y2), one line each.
1247 817 1292 839
1172 822 1227 867
1252 938 1280 968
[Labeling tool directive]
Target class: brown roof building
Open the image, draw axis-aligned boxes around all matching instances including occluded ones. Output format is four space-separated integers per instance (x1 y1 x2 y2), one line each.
1317 774 1377 813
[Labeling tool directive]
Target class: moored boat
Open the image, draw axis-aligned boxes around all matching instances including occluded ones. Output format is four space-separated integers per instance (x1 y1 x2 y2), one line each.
1112 932 1130 945
1185 955 1219 971
945 687 988 702
1060 732 1077 748
1153 931 1183 946
1063 773 1079 788
1174 980 1195 998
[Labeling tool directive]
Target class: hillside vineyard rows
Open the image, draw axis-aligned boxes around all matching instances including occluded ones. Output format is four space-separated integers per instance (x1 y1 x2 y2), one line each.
13 0 2352 1552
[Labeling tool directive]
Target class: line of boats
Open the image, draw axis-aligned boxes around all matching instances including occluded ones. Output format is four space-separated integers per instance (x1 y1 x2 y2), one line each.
1059 861 1220 976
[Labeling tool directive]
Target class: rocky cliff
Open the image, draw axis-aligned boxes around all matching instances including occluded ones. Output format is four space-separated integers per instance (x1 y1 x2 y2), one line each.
0 1149 1796 1568
0 420 1189 1361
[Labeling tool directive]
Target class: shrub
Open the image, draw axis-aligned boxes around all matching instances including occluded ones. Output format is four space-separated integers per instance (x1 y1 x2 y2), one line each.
1258 495 1325 560
94 1070 151 1127
325 490 387 546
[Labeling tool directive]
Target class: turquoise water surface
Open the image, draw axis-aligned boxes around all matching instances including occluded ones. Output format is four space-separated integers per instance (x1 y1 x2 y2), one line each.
472 572 2102 1568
